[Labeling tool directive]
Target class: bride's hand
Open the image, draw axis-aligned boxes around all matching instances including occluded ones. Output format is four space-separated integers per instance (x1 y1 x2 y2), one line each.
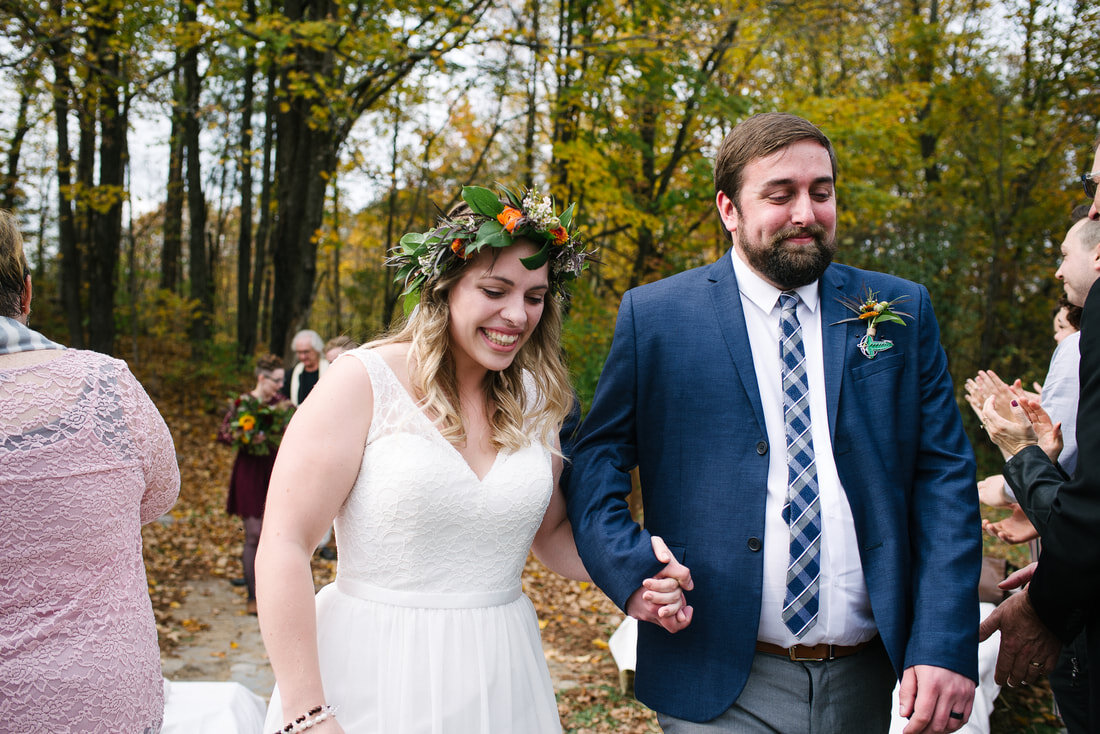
625 536 694 633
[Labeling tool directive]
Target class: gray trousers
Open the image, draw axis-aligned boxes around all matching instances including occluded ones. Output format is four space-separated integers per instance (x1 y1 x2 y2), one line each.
657 639 896 733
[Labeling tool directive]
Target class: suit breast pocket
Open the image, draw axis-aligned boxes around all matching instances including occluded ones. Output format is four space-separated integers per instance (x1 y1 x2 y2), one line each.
845 352 907 432
850 351 906 381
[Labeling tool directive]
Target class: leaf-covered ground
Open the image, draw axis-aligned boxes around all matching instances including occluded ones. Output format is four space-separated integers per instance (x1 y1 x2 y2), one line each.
137 350 1058 733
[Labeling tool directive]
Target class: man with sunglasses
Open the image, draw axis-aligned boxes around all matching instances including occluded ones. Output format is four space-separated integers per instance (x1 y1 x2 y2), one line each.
979 133 1100 731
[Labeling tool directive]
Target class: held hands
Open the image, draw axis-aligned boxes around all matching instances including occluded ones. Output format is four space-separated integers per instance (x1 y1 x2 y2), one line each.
625 536 694 634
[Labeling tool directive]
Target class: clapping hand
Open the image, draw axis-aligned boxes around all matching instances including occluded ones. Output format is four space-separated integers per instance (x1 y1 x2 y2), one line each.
1018 399 1063 463
964 370 1016 423
980 396 1062 462
626 535 694 633
982 504 1039 544
976 475 1010 507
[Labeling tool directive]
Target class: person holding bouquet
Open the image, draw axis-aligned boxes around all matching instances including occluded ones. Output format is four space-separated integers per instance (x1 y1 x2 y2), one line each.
219 353 293 614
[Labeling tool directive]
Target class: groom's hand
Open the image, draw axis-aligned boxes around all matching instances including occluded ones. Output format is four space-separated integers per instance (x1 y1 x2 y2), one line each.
898 665 975 733
625 536 694 634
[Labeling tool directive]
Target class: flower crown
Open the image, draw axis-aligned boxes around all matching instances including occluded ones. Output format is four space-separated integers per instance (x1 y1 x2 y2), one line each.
389 185 592 313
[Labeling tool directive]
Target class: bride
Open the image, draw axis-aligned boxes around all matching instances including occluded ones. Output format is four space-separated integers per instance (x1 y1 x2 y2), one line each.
256 186 692 734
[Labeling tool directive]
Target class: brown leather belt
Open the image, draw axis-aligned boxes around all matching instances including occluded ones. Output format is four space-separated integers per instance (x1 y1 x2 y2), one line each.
754 638 875 662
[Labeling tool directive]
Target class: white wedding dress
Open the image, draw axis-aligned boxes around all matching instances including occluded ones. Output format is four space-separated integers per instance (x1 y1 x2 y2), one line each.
264 348 562 733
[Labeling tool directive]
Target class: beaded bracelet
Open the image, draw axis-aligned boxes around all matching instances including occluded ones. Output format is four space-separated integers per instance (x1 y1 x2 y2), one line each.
273 704 337 734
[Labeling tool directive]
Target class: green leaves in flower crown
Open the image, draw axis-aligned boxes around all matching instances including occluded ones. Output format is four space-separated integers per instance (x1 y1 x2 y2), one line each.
558 202 575 230
389 183 592 311
462 186 506 217
475 220 510 251
520 243 551 269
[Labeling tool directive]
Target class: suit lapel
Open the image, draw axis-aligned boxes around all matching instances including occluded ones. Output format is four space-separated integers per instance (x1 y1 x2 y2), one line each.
820 267 853 438
707 252 767 434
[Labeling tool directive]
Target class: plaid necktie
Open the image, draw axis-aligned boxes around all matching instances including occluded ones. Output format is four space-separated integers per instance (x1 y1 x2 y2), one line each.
778 292 821 638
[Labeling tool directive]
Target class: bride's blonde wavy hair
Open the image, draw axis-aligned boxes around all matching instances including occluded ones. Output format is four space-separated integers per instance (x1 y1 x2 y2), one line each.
370 245 574 453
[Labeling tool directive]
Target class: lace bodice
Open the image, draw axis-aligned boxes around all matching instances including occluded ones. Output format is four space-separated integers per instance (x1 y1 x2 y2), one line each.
334 348 553 594
0 349 180 733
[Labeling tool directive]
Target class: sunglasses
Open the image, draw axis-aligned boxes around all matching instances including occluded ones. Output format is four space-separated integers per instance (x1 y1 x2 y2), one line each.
1082 171 1100 198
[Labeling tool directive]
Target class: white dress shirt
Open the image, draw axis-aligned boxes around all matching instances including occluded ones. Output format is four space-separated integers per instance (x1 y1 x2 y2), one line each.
730 249 877 647
1041 330 1080 475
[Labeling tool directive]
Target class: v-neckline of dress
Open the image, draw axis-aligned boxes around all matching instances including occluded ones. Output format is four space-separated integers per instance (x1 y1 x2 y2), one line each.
370 350 504 483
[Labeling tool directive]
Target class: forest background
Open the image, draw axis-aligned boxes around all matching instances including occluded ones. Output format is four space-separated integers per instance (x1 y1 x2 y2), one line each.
1 0 1099 475
2 1 1099 730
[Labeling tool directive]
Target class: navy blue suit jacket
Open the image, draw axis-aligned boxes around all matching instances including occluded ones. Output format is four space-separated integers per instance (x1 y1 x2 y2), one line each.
566 252 981 722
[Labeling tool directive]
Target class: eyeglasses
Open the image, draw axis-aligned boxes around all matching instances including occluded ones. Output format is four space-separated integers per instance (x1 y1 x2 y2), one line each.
1082 171 1100 198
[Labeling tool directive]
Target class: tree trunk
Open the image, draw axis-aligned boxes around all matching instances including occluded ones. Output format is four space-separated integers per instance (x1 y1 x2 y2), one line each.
1 78 32 211
915 0 941 185
183 1 211 350
329 182 342 335
628 91 659 289
269 128 337 355
521 0 539 188
162 67 185 293
86 14 127 355
383 113 401 327
268 0 339 356
48 0 83 347
253 66 277 350
236 0 259 361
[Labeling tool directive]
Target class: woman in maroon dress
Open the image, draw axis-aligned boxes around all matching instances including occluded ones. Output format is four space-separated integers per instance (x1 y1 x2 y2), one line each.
219 353 290 613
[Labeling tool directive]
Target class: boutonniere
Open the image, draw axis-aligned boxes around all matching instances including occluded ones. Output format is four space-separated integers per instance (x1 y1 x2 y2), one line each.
833 287 912 359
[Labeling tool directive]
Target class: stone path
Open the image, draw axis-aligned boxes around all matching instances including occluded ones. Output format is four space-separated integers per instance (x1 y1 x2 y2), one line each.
159 579 275 699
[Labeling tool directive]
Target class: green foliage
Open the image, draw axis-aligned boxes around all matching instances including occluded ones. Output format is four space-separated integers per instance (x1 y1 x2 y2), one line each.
561 279 618 417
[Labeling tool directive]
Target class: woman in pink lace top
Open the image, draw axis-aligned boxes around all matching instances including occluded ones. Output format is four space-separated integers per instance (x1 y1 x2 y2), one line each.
0 211 181 733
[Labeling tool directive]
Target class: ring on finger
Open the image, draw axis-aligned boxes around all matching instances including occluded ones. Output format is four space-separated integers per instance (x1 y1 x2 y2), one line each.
949 711 964 721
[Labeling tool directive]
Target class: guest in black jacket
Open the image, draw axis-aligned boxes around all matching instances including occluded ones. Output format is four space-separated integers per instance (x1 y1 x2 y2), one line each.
978 198 1100 728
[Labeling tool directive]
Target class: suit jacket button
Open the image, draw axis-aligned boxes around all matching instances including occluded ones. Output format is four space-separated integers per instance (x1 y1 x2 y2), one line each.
747 537 762 552
756 441 768 456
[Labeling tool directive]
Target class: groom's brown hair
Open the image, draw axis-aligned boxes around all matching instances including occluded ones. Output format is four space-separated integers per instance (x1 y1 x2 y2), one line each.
713 113 837 215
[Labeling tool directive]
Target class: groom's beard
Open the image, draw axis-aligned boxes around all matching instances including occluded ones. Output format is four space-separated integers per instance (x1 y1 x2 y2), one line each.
738 224 836 290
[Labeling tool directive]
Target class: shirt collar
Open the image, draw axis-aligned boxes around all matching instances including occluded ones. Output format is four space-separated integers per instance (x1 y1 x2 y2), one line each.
730 248 820 314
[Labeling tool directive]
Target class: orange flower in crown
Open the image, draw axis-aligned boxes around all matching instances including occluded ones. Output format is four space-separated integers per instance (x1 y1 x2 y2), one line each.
450 238 469 259
497 206 523 233
551 227 568 245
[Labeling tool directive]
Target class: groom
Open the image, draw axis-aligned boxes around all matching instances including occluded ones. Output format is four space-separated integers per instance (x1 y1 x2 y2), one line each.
567 113 980 733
